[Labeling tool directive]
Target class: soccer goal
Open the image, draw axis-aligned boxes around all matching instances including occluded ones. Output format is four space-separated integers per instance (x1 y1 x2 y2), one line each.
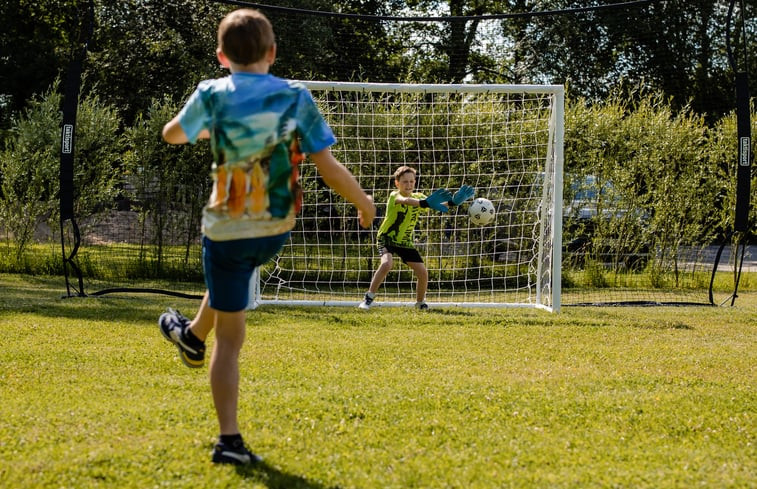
249 82 564 312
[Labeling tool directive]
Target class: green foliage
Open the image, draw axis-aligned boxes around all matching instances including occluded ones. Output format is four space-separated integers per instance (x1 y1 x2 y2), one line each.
509 0 754 119
1 80 751 295
582 257 608 288
269 1 408 82
564 88 755 284
0 0 82 127
87 0 224 125
0 87 61 257
121 96 211 275
0 79 122 260
70 84 124 218
0 242 64 275
6 0 755 133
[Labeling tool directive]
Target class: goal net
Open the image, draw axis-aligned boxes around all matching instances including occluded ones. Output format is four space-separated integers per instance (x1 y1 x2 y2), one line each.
249 82 564 312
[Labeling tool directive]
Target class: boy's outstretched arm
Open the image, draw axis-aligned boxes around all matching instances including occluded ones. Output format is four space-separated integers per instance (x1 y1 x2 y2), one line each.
162 116 210 144
310 148 376 228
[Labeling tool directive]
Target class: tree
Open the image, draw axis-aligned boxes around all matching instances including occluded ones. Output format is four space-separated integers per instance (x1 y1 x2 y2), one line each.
85 0 223 125
0 0 84 131
506 0 756 119
87 0 410 119
261 0 408 82
398 0 507 83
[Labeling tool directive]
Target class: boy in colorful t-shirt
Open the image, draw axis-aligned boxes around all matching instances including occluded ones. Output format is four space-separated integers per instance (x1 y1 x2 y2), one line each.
158 8 375 465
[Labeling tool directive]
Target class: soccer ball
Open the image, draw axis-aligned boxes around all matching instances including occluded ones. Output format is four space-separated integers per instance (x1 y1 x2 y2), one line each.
468 198 495 226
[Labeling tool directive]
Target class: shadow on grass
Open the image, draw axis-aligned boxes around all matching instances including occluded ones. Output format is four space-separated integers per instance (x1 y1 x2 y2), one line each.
233 459 340 489
0 274 202 323
633 320 694 330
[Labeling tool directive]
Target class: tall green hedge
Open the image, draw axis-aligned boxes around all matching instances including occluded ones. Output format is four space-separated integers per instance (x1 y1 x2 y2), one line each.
0 84 754 283
564 90 755 284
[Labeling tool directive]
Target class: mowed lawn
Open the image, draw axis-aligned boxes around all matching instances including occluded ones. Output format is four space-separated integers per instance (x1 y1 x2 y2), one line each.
0 274 754 489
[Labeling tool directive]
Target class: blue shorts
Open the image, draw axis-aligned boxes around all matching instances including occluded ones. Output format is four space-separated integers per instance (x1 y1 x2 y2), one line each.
202 233 290 312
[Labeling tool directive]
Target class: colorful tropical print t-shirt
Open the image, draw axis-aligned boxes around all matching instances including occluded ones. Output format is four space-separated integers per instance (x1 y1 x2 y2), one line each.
376 190 428 248
177 73 336 241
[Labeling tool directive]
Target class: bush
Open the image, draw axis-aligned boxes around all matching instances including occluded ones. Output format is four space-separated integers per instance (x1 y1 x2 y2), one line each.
0 79 123 262
563 88 750 285
122 96 212 272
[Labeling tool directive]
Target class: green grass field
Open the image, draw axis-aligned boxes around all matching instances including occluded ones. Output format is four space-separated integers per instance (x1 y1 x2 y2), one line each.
1 273 755 488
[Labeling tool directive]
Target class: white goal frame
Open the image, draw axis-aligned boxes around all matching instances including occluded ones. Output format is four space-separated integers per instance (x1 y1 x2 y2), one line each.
249 82 563 312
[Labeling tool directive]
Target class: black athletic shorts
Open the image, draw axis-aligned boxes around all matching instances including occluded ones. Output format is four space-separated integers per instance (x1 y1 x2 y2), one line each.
377 237 423 264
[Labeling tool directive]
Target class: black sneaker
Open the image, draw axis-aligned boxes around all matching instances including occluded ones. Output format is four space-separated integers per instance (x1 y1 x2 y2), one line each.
212 439 262 465
158 308 205 368
415 301 429 310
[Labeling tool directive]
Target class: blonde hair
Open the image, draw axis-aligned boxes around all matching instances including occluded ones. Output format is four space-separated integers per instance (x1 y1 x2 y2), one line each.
217 9 275 65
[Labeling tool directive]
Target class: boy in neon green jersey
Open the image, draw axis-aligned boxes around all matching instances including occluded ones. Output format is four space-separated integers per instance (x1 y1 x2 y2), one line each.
358 165 473 310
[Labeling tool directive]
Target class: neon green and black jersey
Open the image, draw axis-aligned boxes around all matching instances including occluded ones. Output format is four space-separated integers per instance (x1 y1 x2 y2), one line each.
376 190 428 248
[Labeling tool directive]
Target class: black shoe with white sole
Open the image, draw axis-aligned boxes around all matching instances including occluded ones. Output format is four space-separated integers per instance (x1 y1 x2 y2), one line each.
212 439 263 465
158 308 205 368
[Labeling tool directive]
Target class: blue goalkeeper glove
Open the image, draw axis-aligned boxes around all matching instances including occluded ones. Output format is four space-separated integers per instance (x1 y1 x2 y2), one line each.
449 184 475 206
419 188 453 213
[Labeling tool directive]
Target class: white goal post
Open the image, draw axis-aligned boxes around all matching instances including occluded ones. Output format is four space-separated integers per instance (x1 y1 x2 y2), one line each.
249 82 564 312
